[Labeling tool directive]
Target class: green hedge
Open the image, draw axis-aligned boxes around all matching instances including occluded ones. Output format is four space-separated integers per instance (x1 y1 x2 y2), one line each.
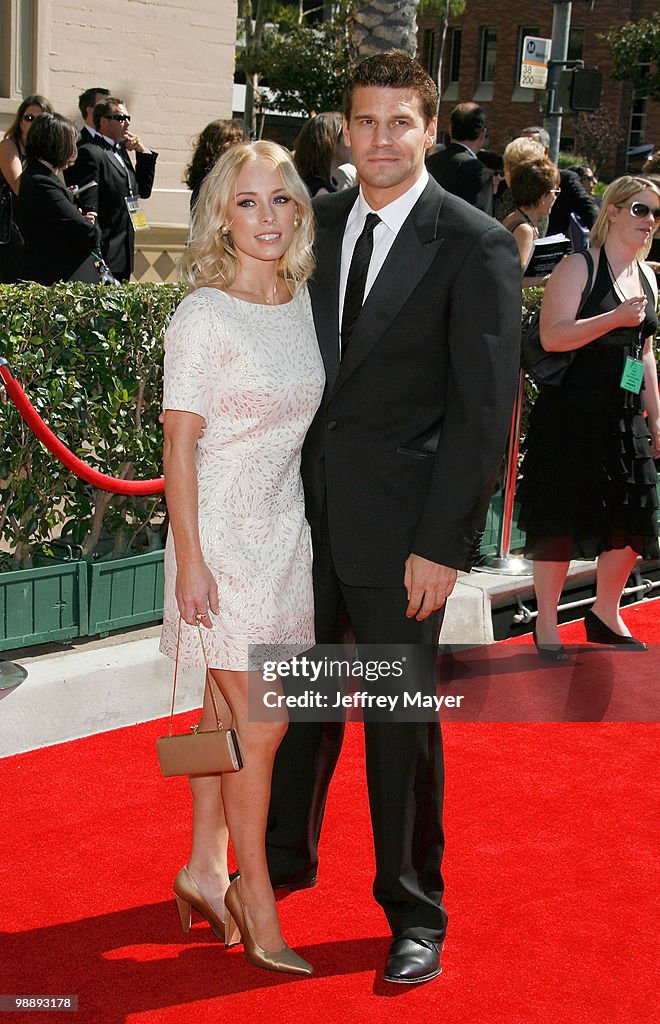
0 282 543 570
0 283 185 569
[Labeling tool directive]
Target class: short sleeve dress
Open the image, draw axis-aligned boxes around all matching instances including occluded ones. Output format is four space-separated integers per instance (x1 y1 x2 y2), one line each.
159 286 325 670
517 252 659 562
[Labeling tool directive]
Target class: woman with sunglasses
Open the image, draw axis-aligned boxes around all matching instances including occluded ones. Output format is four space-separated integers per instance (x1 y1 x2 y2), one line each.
0 94 53 282
518 176 660 657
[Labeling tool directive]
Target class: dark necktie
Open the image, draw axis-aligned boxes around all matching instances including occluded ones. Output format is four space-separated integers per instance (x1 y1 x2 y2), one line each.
341 212 381 357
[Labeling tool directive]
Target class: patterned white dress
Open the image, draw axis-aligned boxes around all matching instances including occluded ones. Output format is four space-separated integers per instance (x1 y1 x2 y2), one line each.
159 286 325 670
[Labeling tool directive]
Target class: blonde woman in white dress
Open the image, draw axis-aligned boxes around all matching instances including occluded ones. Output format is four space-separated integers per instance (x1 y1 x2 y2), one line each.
160 142 324 976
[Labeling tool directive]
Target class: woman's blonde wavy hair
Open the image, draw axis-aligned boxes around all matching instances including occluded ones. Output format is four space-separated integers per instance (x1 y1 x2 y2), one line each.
179 141 314 292
590 175 660 260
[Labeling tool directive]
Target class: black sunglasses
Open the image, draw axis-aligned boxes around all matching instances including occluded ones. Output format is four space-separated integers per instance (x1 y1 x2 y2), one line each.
21 113 38 122
105 114 131 123
616 201 660 222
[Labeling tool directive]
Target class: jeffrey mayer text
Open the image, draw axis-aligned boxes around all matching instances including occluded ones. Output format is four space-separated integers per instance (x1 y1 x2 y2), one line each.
263 690 464 711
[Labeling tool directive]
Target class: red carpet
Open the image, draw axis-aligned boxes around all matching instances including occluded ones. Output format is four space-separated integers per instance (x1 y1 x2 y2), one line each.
1 602 658 1024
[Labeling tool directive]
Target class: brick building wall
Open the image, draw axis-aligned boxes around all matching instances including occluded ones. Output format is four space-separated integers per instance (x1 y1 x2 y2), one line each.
418 0 659 180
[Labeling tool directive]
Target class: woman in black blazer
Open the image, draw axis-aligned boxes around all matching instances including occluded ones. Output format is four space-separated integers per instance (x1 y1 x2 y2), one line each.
17 113 99 284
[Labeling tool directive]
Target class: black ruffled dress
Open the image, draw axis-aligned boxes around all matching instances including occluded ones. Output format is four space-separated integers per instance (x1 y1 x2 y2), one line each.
517 252 659 561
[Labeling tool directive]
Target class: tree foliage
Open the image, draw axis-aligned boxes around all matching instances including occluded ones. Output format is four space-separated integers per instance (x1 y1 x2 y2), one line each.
601 14 660 101
572 109 626 176
239 1 354 116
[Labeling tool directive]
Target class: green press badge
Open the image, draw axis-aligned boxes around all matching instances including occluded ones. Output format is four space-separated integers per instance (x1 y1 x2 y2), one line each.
620 356 644 394
125 196 149 231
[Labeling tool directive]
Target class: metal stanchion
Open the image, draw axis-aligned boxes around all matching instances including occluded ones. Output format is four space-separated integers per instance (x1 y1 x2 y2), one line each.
474 369 533 575
0 660 27 696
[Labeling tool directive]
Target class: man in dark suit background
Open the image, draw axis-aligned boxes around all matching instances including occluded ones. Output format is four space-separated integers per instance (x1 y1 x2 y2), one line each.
266 52 521 985
426 101 494 214
66 97 157 281
74 87 110 147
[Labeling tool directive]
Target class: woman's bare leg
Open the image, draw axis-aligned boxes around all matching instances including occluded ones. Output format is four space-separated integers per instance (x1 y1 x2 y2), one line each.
185 683 231 918
211 668 288 952
591 547 639 635
533 559 570 645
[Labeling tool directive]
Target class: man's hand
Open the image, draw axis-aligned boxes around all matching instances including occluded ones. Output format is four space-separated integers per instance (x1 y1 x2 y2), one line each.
124 132 148 154
404 554 457 621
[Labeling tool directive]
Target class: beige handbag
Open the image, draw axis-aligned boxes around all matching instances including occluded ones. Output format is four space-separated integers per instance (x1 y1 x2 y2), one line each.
157 618 244 777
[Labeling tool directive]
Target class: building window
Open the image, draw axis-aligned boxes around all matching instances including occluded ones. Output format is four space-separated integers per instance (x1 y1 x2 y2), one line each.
480 28 497 84
629 96 647 149
448 28 462 84
441 27 461 102
512 25 539 102
422 29 437 76
0 0 34 103
473 26 495 102
567 28 585 63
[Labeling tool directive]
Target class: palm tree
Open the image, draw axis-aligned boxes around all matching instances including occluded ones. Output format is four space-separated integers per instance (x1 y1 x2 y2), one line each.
352 0 420 56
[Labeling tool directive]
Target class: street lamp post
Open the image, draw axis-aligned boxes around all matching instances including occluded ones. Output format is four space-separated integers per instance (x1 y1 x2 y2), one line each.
545 0 573 163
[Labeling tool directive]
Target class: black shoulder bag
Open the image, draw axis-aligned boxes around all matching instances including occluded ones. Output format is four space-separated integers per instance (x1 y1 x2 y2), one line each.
521 249 595 387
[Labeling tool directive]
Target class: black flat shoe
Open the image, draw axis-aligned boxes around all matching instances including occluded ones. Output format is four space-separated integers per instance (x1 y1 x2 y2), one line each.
532 628 569 661
584 610 648 651
383 937 442 985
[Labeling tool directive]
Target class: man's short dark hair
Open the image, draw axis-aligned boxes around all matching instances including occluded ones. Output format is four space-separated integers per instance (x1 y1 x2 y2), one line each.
343 50 438 127
450 103 487 143
25 112 77 169
93 97 125 130
78 87 110 120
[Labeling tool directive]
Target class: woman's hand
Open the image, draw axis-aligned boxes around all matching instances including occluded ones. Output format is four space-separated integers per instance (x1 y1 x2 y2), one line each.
612 294 647 328
175 558 219 628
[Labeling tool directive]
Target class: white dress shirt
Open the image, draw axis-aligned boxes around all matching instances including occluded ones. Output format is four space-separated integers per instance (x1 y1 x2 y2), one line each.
338 168 430 341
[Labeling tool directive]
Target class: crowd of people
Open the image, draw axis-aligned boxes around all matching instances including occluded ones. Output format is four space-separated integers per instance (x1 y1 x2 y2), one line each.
2 52 659 987
0 88 157 284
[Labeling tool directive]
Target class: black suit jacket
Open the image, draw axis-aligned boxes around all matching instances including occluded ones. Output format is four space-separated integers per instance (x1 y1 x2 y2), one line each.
16 160 100 284
426 143 494 215
65 137 157 280
548 168 599 236
303 179 521 586
77 126 97 148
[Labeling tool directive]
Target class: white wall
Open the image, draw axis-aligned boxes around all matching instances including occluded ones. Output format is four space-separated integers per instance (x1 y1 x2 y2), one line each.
27 0 237 224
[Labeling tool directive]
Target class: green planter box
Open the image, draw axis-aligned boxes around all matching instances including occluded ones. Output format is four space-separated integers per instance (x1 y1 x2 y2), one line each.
479 491 526 557
0 561 88 652
87 549 164 635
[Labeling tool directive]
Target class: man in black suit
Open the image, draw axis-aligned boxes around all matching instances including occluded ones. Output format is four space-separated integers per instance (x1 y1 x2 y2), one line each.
426 102 494 214
266 52 521 985
66 97 157 281
74 87 110 147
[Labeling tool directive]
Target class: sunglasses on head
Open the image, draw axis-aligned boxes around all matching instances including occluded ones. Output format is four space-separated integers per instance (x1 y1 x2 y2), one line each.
105 114 131 123
616 201 660 222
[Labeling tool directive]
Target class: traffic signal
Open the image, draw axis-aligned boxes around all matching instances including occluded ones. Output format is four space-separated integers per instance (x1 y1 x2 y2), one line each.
559 68 602 112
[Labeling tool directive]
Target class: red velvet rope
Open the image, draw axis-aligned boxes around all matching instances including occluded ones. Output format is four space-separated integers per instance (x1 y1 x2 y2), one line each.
0 361 164 495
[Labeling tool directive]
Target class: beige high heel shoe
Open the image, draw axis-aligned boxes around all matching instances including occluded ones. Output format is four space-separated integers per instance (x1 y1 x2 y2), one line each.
173 866 240 947
224 878 313 976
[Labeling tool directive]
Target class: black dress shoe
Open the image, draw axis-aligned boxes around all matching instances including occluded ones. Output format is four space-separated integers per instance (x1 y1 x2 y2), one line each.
584 610 648 651
272 872 317 893
230 868 318 893
532 628 569 661
383 937 442 985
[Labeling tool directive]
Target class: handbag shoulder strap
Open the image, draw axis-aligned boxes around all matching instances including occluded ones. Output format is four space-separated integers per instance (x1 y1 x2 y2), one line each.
577 249 596 315
167 617 236 737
